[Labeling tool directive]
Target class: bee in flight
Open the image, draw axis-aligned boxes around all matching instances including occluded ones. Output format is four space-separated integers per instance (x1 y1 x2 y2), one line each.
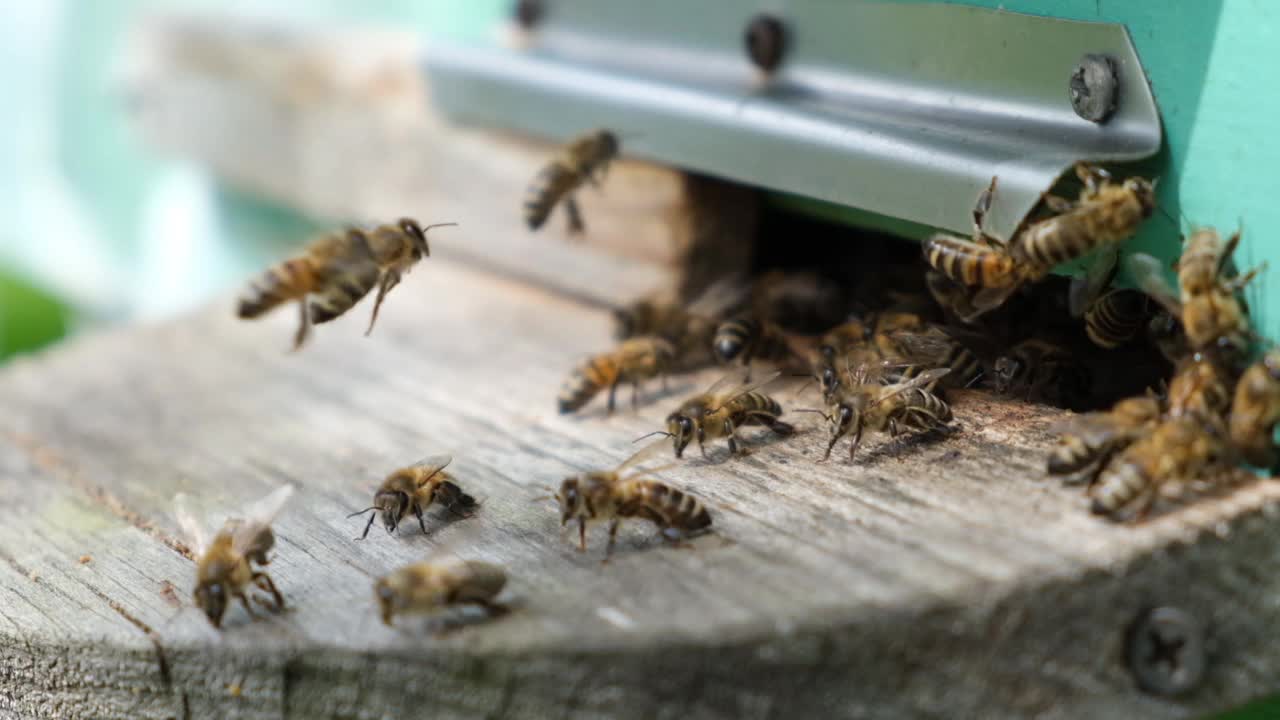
237 219 456 349
524 129 620 235
1229 349 1280 467
558 336 675 414
556 441 712 558
924 165 1156 321
1046 394 1161 484
174 485 294 628
1130 226 1263 356
375 557 507 626
348 455 477 540
647 371 794 459
805 364 954 462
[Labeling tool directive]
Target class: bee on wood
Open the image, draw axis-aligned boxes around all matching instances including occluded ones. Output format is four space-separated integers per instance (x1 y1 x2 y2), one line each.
992 339 1091 408
236 219 456 349
556 441 712 557
348 455 477 540
558 336 676 414
613 277 749 369
1046 394 1162 482
1230 349 1280 466
808 365 954 461
649 371 794 459
1091 415 1232 521
523 129 619 234
375 558 507 626
174 485 294 628
1131 227 1264 355
879 327 984 390
712 314 794 374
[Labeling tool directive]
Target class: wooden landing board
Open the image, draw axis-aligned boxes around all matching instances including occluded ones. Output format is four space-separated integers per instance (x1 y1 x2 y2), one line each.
3 259 1280 719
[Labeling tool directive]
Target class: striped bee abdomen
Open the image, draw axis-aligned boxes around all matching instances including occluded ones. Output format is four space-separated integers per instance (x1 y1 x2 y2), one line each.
309 259 380 324
713 316 757 363
1090 461 1146 516
923 234 1021 287
1085 289 1149 348
237 258 315 318
627 481 711 531
557 355 619 414
523 162 578 231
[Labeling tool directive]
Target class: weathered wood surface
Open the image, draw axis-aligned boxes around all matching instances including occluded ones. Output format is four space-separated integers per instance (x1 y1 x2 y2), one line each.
4 258 1280 719
121 16 757 305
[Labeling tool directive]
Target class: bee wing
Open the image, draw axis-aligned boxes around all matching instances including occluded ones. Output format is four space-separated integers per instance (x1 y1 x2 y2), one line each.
702 369 752 398
964 286 1019 322
1128 253 1183 316
873 368 952 406
173 493 210 557
709 370 785 410
230 484 294 556
615 438 675 474
882 329 952 365
1068 248 1119 317
408 454 453 485
686 274 750 317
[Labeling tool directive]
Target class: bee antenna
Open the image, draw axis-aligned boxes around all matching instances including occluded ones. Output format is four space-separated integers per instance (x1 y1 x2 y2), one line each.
421 222 459 232
346 507 379 518
632 431 674 443
793 408 833 423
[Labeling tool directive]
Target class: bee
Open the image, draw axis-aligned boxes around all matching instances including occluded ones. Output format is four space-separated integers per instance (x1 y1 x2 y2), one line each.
1130 227 1263 354
883 327 985 390
1166 354 1233 421
236 219 455 349
558 336 675 414
557 441 712 557
922 234 1028 321
925 270 982 325
1230 349 1280 466
613 277 748 369
1091 416 1231 521
1046 394 1161 481
817 318 872 365
174 485 294 628
653 371 794 458
749 270 846 333
348 455 477 540
375 558 507 626
523 129 619 234
1085 290 1152 349
712 314 794 373
812 366 954 461
992 339 1091 408
1012 164 1156 271
1147 310 1190 366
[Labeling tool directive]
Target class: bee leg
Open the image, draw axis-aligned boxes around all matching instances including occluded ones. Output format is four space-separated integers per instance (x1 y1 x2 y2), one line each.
848 429 864 462
251 572 285 611
578 517 587 551
971 176 998 239
1074 162 1110 194
292 300 312 351
630 381 640 410
564 195 585 235
697 424 708 458
358 511 377 540
606 379 620 415
365 270 401 336
415 505 429 535
235 591 260 620
604 518 621 562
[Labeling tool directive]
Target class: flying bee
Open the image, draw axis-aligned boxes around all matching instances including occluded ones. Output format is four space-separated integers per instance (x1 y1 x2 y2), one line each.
1230 349 1280 466
556 441 712 558
558 336 675 414
236 219 455 349
649 371 794 459
808 365 954 462
375 558 507 626
523 128 619 234
925 270 983 325
1130 226 1263 354
992 339 1091 408
1046 394 1161 482
922 234 1029 321
174 485 294 628
1166 353 1233 421
1091 416 1232 521
348 455 477 540
1012 163 1156 271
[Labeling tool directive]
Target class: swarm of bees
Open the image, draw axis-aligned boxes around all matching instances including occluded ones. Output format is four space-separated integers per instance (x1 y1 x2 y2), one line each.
209 133 1275 639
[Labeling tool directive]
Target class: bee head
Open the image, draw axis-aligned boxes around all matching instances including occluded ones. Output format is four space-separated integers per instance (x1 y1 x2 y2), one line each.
612 308 635 340
1124 177 1157 219
398 218 429 258
835 402 857 435
819 366 840 399
597 130 620 156
373 489 410 534
194 582 227 628
993 356 1021 394
665 414 694 458
557 477 583 525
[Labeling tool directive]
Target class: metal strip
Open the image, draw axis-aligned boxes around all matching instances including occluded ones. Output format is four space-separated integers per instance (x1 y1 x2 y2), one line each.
426 1 1161 240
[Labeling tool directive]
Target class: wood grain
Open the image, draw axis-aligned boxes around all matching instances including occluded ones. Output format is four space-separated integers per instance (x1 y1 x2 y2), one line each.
121 16 757 308
4 258 1280 719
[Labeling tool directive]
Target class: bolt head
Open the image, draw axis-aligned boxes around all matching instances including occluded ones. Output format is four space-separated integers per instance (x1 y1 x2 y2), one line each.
1069 54 1119 124
744 14 787 74
1126 606 1206 697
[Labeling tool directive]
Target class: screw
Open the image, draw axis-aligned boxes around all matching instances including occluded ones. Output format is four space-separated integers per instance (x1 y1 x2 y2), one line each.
1069 54 1119 123
513 0 543 30
744 14 787 74
1126 606 1206 697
